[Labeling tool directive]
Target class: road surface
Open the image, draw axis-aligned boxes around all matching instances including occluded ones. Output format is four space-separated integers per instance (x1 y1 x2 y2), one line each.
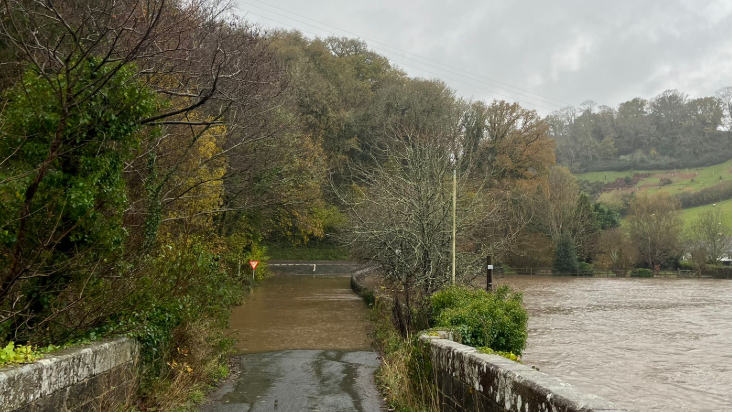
200 261 383 412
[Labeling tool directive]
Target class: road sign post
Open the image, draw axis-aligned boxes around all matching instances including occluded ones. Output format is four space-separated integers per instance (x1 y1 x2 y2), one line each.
249 260 259 282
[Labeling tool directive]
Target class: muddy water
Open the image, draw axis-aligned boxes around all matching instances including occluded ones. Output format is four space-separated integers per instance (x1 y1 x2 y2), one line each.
497 276 732 412
228 275 373 353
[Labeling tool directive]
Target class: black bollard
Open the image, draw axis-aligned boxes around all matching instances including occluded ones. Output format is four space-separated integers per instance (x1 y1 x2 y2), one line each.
486 256 493 292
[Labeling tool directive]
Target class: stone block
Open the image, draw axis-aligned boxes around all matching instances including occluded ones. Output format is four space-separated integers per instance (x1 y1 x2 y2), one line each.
0 338 139 412
422 333 629 412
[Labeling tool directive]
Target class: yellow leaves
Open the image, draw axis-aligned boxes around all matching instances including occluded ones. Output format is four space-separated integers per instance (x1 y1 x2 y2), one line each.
158 109 227 238
167 360 194 374
1 342 42 366
166 347 194 374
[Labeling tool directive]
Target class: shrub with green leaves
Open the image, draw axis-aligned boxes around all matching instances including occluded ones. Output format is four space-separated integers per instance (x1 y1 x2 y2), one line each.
0 342 41 367
0 61 158 343
632 268 653 278
553 234 579 275
430 285 528 355
578 262 594 276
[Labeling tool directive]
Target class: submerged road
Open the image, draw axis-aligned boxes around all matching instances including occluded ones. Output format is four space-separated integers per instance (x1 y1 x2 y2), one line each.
200 261 382 412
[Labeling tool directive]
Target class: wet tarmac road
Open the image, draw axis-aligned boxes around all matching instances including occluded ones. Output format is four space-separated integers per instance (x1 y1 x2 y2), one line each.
201 350 381 412
200 262 382 412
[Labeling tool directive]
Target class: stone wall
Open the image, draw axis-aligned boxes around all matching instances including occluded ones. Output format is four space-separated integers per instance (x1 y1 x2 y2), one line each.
0 338 138 412
421 333 627 412
350 274 628 412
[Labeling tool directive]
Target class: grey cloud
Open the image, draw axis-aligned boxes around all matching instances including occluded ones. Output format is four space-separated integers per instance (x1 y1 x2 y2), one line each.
236 0 732 115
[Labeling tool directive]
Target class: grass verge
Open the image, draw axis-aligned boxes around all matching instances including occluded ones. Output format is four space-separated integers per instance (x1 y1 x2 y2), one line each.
344 274 436 411
133 318 234 411
369 300 438 412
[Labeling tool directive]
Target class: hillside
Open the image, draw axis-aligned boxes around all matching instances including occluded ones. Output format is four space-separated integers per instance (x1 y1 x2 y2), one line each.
577 158 732 203
681 199 732 229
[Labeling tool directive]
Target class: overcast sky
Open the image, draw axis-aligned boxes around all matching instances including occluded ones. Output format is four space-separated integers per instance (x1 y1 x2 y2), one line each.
234 0 732 116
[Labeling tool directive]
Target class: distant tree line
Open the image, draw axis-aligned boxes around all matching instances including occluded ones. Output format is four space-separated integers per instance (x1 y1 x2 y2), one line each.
549 88 732 172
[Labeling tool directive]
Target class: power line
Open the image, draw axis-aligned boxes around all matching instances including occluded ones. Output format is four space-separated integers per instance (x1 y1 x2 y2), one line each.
244 0 573 108
242 10 559 111
240 9 561 111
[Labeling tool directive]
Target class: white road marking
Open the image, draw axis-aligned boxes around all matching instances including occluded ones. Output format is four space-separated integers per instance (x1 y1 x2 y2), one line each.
268 263 358 266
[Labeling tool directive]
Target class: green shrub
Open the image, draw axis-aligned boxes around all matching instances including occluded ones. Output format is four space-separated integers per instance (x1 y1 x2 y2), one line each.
679 260 694 271
659 177 672 186
0 342 42 367
704 265 732 279
553 234 579 275
430 285 528 355
572 145 732 174
429 285 485 319
677 180 732 209
577 262 594 276
632 268 653 278
361 290 377 308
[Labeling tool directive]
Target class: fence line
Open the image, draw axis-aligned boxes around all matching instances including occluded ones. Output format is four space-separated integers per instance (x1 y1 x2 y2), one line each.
495 268 727 279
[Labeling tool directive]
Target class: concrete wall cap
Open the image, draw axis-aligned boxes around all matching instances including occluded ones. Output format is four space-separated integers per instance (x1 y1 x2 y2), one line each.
420 332 628 412
0 337 137 412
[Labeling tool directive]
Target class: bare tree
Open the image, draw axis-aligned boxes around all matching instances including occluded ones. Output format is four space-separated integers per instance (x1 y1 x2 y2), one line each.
595 228 638 276
529 166 598 260
627 194 683 271
687 206 732 265
336 125 528 333
716 86 732 133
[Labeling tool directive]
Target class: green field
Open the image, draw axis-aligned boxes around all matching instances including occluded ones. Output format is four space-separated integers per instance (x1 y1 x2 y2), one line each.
576 158 732 202
617 192 732 229
681 198 732 229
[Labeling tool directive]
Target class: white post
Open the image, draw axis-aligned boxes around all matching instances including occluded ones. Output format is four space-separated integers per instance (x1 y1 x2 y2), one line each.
452 168 456 285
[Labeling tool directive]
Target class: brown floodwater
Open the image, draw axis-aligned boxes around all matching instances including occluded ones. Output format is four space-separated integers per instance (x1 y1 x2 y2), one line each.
228 275 373 354
497 276 732 412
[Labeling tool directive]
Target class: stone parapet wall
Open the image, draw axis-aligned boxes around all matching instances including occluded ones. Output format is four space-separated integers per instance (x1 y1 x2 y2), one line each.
421 334 628 412
0 338 138 412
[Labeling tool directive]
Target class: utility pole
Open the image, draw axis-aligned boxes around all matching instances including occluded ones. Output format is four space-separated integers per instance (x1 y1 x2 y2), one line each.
452 168 456 285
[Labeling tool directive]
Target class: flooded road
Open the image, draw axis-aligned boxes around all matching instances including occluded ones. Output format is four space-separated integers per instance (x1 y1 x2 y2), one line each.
498 276 732 412
201 266 381 412
228 275 373 353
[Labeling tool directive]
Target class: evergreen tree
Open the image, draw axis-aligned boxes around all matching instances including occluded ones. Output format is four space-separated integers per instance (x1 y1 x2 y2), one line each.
553 234 579 274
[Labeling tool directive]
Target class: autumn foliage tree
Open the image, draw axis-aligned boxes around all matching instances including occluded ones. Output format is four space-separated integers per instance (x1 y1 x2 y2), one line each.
463 100 555 186
0 0 291 350
627 194 683 271
595 228 638 275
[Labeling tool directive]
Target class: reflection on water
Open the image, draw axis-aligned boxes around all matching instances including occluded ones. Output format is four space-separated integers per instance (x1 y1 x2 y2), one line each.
229 275 373 354
498 276 732 412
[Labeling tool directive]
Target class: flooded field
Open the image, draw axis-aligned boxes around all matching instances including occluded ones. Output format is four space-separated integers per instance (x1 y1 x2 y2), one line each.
498 276 732 412
228 275 373 353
